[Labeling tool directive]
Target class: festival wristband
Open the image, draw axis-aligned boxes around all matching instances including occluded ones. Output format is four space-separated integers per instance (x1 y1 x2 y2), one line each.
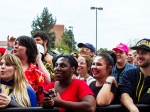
104 81 112 85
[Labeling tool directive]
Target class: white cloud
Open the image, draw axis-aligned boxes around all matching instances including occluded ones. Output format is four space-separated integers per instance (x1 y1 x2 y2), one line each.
0 0 150 50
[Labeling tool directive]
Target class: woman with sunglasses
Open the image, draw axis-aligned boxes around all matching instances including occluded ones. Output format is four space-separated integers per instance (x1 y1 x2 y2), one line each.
89 52 118 106
76 55 95 86
0 54 36 108
42 54 96 112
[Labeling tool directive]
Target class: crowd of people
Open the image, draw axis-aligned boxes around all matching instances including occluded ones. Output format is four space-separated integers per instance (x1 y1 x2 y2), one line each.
0 31 150 112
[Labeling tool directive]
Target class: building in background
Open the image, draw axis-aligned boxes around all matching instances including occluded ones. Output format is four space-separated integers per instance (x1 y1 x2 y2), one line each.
0 24 64 47
51 24 64 45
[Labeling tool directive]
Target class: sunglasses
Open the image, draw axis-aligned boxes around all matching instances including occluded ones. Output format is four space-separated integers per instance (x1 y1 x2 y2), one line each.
78 61 86 65
78 48 90 52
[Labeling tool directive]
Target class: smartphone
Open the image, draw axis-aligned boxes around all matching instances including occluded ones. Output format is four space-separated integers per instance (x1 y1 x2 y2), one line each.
48 88 57 97
43 90 49 97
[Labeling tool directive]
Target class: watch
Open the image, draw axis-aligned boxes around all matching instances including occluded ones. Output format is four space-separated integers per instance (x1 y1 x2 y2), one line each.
104 81 112 85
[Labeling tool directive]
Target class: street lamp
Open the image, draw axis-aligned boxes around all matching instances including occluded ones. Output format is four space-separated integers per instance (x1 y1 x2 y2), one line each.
91 7 103 54
69 26 73 52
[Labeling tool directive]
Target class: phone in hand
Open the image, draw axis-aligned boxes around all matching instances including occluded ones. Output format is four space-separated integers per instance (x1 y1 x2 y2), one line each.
43 90 49 97
48 88 57 97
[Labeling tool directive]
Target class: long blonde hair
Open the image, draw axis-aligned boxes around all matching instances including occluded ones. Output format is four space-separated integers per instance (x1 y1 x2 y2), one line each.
1 54 31 107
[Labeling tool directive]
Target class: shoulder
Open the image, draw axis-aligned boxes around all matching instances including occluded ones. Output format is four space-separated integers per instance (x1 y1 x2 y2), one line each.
125 62 136 68
27 86 36 96
44 82 55 91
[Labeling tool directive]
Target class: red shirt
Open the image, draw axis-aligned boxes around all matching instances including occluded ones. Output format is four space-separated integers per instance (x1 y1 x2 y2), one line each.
44 79 94 112
25 63 46 105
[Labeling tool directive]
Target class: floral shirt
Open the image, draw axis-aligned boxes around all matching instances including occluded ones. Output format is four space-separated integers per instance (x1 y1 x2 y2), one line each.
24 63 46 106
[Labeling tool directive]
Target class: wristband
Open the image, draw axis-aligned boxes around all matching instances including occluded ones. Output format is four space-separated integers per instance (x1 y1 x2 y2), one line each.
104 81 112 85
6 47 13 50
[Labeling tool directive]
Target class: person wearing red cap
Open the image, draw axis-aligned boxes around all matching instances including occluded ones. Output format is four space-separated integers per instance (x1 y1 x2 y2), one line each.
111 43 135 84
0 47 6 57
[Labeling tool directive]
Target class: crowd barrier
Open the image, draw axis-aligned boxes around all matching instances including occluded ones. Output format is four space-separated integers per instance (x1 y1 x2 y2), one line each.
0 104 150 112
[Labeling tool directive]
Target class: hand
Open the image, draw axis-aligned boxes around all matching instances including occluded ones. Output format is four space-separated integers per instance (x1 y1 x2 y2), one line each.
36 52 42 63
0 94 11 108
44 53 53 65
52 92 62 106
106 76 118 87
7 36 16 48
42 96 54 108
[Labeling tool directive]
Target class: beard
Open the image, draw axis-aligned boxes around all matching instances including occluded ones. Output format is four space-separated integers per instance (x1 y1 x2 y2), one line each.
138 61 150 68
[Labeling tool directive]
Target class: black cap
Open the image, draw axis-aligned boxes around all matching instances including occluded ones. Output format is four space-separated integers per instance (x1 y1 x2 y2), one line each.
131 38 150 51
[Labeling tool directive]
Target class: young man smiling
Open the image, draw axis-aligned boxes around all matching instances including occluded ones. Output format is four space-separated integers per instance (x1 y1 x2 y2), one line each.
119 38 150 112
111 43 135 84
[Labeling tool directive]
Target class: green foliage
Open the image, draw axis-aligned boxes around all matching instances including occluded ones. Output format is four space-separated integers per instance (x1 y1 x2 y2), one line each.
31 7 56 49
97 48 108 54
56 45 70 53
61 28 77 53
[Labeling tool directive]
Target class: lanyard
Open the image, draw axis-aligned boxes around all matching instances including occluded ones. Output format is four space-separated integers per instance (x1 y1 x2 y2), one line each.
136 72 144 102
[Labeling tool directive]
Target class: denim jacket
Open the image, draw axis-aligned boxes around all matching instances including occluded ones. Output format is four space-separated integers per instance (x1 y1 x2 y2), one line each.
111 62 136 84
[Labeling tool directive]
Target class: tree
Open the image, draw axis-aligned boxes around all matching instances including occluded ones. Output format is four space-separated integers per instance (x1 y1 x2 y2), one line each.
127 38 139 48
97 48 108 53
61 28 77 53
31 7 56 49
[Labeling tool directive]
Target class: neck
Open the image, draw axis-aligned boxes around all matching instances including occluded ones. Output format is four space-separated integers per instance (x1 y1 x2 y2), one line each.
96 75 108 86
59 78 73 88
20 58 29 72
44 47 47 54
116 61 127 68
140 66 150 77
79 73 89 79
128 61 134 65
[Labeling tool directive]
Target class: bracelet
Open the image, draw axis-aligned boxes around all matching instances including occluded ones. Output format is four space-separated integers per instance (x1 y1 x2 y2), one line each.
6 47 13 50
104 81 112 85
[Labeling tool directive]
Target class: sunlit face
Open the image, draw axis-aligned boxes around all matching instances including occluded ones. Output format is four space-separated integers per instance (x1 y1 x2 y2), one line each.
0 59 15 82
127 52 134 62
13 41 27 59
136 49 150 68
91 56 109 79
54 57 73 81
114 50 128 64
33 36 44 46
78 46 92 56
77 57 88 75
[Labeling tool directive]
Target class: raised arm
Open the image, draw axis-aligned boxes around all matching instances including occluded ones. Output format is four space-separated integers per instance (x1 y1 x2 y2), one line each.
96 76 118 106
4 36 16 54
36 52 51 83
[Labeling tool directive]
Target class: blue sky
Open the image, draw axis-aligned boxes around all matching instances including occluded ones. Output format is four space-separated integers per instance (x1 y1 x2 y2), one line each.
1 0 150 50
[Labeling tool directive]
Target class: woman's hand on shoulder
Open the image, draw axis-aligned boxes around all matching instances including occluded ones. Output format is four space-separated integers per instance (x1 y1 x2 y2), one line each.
0 93 11 108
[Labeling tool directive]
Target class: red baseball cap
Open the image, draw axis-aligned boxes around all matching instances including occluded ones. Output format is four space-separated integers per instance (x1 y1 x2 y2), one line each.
0 47 6 55
112 43 129 53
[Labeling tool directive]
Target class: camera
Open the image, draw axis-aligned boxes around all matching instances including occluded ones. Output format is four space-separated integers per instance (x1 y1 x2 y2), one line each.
43 88 57 97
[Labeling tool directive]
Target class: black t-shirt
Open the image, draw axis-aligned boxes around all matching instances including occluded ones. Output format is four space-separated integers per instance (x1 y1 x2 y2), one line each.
89 81 118 104
116 66 125 83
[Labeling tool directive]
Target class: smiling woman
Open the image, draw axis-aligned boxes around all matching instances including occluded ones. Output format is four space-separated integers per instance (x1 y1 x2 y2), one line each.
0 54 36 108
42 54 96 112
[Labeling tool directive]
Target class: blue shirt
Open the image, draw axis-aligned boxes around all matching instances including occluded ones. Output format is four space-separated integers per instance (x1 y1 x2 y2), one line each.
27 86 37 107
111 62 135 83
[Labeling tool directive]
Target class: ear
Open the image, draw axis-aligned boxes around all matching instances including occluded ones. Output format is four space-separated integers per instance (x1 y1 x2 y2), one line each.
71 67 75 74
107 66 112 73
